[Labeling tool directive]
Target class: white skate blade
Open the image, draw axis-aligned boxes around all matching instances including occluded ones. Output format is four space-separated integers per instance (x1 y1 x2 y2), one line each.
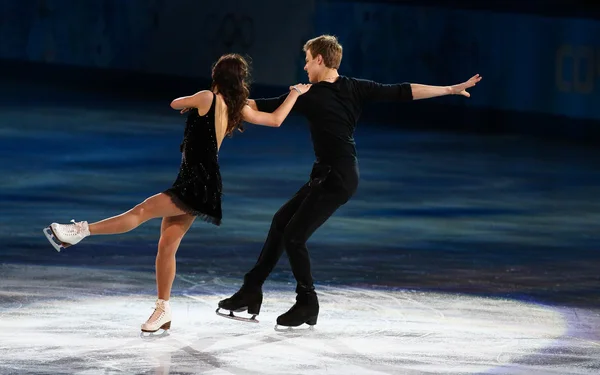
140 330 170 340
43 227 66 252
215 308 259 323
274 324 316 333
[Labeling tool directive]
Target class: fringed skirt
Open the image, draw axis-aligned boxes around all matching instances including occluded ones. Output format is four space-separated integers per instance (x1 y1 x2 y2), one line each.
163 154 222 226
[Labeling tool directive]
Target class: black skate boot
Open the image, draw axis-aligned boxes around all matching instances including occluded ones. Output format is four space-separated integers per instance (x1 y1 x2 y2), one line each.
276 289 319 327
216 285 263 323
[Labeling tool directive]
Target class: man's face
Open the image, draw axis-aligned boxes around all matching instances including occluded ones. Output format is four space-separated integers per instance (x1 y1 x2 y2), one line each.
304 50 320 83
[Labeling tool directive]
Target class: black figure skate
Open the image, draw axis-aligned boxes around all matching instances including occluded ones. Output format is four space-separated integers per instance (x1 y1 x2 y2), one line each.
275 291 319 330
216 285 263 323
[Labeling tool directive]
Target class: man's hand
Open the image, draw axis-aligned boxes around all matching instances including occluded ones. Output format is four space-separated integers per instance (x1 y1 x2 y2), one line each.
450 74 482 97
180 108 191 114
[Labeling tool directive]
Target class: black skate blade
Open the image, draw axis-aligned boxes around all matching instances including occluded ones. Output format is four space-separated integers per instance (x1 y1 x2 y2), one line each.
43 227 67 252
215 308 259 323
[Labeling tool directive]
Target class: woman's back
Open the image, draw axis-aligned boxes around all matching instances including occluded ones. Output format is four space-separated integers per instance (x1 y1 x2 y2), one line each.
172 92 224 224
181 92 228 164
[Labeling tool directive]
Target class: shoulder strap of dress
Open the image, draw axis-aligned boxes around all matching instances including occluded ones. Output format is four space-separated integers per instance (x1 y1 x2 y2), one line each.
209 91 217 113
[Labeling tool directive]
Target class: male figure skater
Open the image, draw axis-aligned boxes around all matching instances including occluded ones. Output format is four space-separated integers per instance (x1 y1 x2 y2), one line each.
217 35 482 327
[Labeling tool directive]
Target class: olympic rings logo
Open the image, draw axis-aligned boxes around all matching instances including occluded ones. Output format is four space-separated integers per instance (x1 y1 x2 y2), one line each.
215 13 255 49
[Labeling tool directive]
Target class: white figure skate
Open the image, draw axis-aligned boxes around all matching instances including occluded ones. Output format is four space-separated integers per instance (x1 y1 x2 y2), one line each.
141 299 172 333
43 220 90 252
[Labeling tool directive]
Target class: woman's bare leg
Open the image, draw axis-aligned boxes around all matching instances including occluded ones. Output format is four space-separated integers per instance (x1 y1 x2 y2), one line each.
89 193 187 235
156 214 196 300
141 214 196 333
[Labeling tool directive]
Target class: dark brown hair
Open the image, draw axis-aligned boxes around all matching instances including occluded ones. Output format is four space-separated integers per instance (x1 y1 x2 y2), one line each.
211 54 251 136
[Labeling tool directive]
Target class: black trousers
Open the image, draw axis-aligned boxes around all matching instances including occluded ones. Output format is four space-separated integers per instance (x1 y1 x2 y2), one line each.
244 161 359 293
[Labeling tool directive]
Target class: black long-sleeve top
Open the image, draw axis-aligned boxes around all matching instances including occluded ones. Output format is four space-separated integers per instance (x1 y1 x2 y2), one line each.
255 76 413 166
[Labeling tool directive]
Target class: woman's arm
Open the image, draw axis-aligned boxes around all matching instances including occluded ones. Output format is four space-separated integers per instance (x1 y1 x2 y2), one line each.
241 84 311 127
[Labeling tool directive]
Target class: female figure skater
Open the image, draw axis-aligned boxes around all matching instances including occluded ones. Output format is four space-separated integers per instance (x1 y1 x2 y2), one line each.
43 53 311 333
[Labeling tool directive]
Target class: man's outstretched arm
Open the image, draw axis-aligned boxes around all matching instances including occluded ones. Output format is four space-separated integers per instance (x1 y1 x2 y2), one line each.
355 74 482 102
181 96 286 115
246 99 258 111
248 95 290 113
411 74 482 100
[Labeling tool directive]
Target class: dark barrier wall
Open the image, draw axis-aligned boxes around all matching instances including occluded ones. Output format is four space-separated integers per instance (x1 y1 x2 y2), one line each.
1 0 598 139
0 0 315 86
315 1 600 122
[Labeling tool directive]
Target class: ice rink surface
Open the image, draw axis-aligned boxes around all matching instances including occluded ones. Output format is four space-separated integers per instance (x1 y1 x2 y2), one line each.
1 93 599 374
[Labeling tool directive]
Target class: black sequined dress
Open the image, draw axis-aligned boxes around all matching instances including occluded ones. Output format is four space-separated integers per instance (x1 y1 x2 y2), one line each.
163 93 222 225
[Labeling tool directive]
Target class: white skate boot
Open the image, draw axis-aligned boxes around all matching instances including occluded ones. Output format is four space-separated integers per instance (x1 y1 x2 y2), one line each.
141 299 172 333
43 220 90 252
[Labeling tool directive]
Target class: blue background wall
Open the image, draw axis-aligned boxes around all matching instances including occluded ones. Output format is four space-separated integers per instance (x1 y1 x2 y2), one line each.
315 1 600 122
1 3 599 371
1 0 599 140
0 0 314 85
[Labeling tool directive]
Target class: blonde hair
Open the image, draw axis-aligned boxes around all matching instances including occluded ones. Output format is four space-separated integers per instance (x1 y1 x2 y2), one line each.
303 35 343 69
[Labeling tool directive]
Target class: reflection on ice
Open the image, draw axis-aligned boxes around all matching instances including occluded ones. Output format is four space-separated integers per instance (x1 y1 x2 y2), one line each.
2 264 597 375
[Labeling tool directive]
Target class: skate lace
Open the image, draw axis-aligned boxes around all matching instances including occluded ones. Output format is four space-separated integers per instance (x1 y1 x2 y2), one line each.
61 220 85 237
146 301 166 324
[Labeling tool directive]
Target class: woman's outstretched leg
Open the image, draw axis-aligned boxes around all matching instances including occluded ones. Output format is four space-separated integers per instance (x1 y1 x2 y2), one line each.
44 193 187 252
142 214 195 333
89 193 187 235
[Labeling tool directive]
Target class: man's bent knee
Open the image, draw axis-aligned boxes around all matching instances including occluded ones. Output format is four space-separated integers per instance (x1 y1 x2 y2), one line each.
271 211 289 234
282 229 306 251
